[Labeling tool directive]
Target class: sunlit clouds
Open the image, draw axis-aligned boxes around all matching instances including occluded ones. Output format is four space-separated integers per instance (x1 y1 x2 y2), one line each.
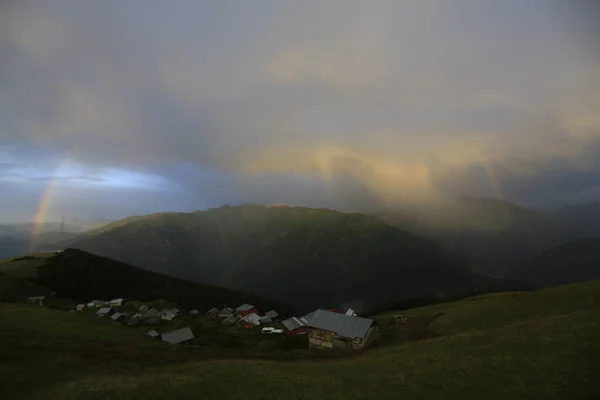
1 0 599 221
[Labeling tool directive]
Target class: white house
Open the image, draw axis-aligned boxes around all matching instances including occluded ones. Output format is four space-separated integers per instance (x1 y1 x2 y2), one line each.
109 298 124 307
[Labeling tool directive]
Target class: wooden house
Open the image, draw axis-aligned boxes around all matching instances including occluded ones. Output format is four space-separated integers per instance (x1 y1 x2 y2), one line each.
109 298 124 307
306 309 380 349
260 310 278 323
96 307 113 317
218 307 234 318
282 309 319 336
161 310 177 321
27 296 45 306
235 304 258 317
238 313 261 328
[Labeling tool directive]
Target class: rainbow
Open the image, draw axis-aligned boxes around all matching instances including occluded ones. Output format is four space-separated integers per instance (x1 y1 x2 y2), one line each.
29 155 70 252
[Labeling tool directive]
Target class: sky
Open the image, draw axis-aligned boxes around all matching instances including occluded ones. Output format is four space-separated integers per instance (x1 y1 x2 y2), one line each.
1 0 599 223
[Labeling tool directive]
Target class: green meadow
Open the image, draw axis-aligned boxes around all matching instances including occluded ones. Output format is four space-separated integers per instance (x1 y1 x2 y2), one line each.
2 280 599 400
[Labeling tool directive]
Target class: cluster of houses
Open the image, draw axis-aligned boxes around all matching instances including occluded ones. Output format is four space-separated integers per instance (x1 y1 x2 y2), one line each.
75 298 193 328
209 304 282 329
26 295 381 349
27 296 46 306
212 304 380 349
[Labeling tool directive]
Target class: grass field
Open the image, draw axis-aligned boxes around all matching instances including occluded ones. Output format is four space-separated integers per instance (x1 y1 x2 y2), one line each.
2 280 599 400
0 252 56 278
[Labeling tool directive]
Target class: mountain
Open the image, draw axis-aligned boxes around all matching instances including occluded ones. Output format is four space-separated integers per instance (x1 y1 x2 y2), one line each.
0 249 294 314
513 237 600 287
0 232 78 260
0 219 109 260
67 204 517 312
376 197 575 277
544 202 600 237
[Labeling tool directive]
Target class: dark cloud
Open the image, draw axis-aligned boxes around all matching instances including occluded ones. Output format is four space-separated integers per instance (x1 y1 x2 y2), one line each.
0 0 599 221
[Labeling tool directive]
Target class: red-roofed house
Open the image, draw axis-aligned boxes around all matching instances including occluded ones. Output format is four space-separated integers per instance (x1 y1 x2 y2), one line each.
235 304 258 317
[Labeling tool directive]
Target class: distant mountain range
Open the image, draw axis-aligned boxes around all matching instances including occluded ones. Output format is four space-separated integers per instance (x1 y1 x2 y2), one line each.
512 237 600 287
542 202 600 237
66 204 525 312
4 199 600 311
376 197 581 276
0 219 111 260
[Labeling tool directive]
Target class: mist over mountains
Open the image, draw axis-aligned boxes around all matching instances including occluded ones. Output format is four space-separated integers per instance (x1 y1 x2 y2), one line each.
2 197 600 312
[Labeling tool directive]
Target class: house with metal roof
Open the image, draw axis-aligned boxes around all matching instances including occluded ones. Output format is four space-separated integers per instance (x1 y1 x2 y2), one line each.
235 304 258 316
281 310 316 336
109 298 124 307
161 312 176 321
305 309 380 349
161 327 195 345
238 312 261 328
27 296 45 306
146 330 160 339
110 312 125 322
96 307 113 317
218 307 234 318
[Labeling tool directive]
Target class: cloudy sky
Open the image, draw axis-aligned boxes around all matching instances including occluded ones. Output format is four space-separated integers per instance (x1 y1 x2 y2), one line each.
1 0 599 222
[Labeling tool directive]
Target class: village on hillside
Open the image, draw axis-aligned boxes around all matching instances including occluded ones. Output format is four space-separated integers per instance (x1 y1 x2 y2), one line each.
27 295 382 349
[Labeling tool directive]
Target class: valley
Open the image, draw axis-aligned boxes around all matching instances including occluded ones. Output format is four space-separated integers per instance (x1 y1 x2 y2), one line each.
1 201 600 399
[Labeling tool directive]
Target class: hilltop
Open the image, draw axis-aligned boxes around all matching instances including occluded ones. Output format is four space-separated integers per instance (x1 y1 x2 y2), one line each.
0 249 294 315
67 204 518 312
1 279 599 399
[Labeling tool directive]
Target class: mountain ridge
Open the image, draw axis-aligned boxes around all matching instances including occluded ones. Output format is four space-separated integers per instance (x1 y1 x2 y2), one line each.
68 204 518 312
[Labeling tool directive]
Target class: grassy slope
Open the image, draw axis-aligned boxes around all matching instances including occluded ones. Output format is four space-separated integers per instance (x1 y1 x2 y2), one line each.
0 273 52 302
0 253 56 278
2 280 599 400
